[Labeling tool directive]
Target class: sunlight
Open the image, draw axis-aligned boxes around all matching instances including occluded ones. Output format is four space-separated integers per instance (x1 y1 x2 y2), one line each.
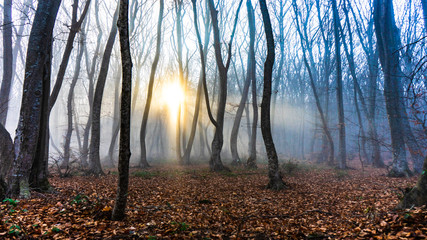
159 79 184 124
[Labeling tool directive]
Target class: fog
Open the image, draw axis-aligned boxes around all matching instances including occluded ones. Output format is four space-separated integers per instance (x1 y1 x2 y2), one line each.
1 0 426 170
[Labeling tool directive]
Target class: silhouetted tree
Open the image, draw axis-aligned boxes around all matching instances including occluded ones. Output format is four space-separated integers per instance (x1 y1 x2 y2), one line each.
139 0 164 168
374 0 411 177
112 0 132 221
259 0 286 190
10 0 62 198
89 5 119 175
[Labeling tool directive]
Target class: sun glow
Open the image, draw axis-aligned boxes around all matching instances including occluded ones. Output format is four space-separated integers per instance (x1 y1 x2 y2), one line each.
159 80 184 122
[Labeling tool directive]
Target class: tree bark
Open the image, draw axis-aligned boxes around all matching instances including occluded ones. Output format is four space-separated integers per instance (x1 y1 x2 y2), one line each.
259 0 286 190
398 156 427 208
89 5 119 175
0 0 13 125
139 0 164 168
373 0 411 177
0 123 13 183
10 0 61 198
112 0 132 221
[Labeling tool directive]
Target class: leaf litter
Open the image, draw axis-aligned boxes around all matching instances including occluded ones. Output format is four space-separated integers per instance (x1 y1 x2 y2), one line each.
0 164 426 239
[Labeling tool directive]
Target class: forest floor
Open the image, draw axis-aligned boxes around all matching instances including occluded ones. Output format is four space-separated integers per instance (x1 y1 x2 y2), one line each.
0 161 426 239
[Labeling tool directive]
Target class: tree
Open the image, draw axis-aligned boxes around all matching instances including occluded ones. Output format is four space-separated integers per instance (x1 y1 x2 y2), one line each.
398 156 427 208
230 0 255 166
207 0 243 172
185 0 213 165
112 0 132 221
293 0 335 165
49 0 92 112
10 0 62 198
373 0 411 177
246 0 258 169
259 0 286 190
0 0 13 125
89 5 119 175
62 33 86 169
332 0 347 169
139 0 164 168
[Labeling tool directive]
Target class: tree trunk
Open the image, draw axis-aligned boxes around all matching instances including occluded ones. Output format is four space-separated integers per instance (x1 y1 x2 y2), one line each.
49 0 91 112
332 0 347 169
0 0 13 125
89 5 119 175
246 0 258 169
230 1 254 166
112 0 132 221
81 0 102 168
293 0 335 165
0 123 13 183
62 35 85 169
259 0 286 190
398 156 427 208
10 0 61 198
107 67 122 168
139 0 164 168
184 0 212 165
374 0 411 177
207 0 243 172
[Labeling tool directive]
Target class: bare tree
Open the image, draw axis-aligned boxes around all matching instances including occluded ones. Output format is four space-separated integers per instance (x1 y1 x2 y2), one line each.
10 0 62 198
112 0 132 221
139 0 164 168
331 0 347 169
259 0 286 190
62 32 86 169
230 0 256 166
0 0 13 125
207 0 243 172
89 5 119 175
374 0 411 177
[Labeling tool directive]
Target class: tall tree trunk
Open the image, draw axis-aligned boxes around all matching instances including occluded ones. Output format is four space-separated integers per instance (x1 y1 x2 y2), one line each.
81 0 103 167
207 0 243 172
246 0 258 169
62 35 85 169
184 0 212 165
10 0 61 198
107 67 122 168
89 5 119 175
348 2 384 167
259 0 286 190
139 0 164 168
230 0 255 166
0 0 13 125
175 0 185 164
374 0 411 177
332 0 347 169
112 0 132 221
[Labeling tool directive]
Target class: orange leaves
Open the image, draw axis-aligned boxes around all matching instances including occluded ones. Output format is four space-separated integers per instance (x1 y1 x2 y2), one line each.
0 166 425 238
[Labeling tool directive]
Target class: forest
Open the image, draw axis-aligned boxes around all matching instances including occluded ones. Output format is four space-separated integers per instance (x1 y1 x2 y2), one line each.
0 0 426 238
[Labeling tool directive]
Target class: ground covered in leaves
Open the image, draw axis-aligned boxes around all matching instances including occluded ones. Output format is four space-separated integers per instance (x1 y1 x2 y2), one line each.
0 163 426 239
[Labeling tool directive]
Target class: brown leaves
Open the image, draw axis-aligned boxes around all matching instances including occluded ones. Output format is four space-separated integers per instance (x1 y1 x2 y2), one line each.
0 166 425 239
